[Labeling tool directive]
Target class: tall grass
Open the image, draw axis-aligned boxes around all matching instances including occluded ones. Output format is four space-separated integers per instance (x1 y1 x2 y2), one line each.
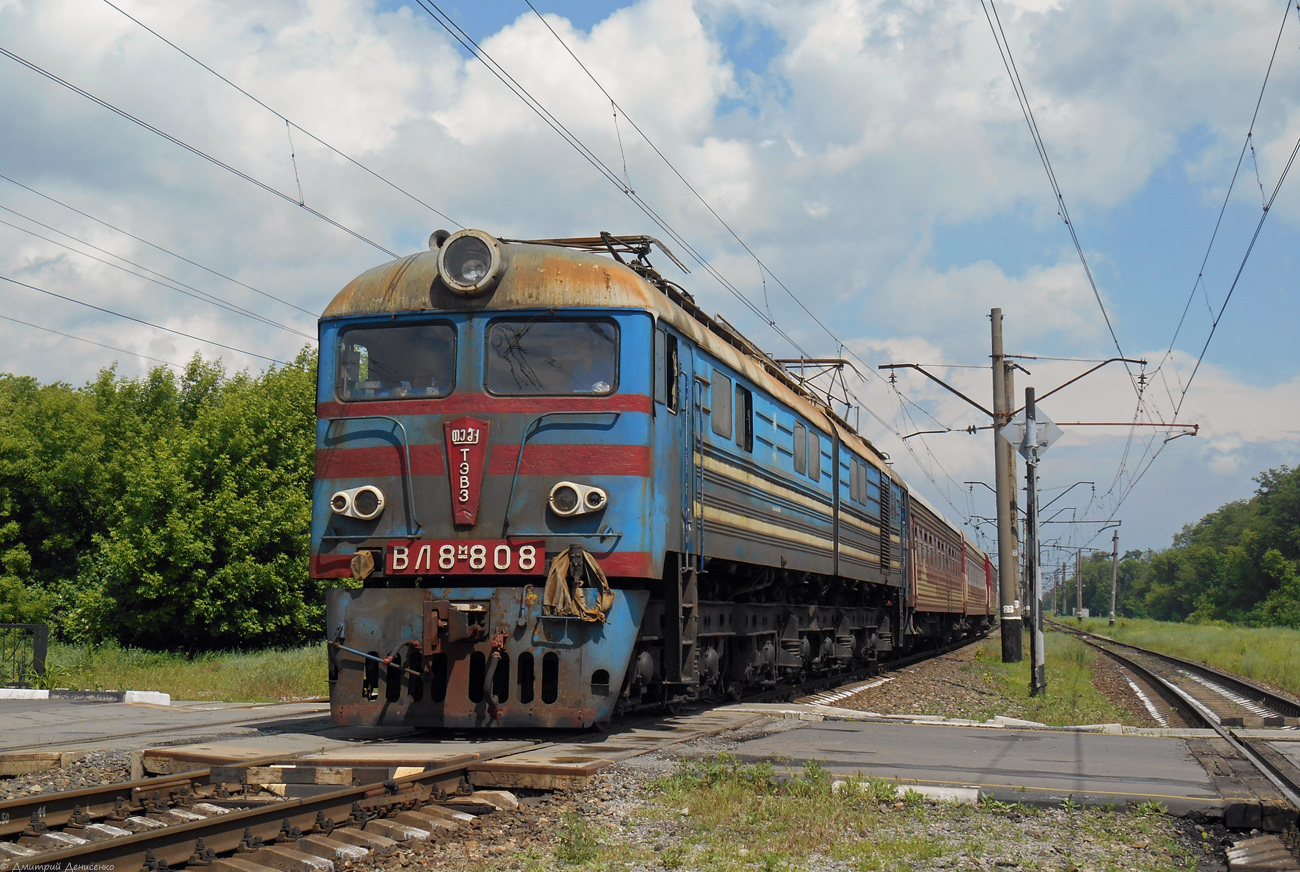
43 641 328 702
972 632 1136 726
1082 617 1300 698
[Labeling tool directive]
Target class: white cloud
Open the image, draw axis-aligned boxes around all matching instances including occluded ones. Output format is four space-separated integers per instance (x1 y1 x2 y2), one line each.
0 0 1297 550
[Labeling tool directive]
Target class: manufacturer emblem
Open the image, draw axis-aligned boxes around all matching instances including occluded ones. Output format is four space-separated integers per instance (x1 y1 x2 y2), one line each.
444 417 490 526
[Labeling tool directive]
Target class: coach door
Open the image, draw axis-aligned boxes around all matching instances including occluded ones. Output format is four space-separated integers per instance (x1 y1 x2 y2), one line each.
662 339 701 686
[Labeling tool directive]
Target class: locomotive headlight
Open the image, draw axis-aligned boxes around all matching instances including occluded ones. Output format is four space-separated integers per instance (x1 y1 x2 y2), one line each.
438 229 504 295
549 483 581 516
351 486 384 520
549 481 608 517
330 485 386 521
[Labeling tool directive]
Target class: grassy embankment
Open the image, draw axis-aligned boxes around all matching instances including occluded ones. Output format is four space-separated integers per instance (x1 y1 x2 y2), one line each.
965 630 1137 726
38 641 327 702
1076 616 1300 698
509 756 1199 871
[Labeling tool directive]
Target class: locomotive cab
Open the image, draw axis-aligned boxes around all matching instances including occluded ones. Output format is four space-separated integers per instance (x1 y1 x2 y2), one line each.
315 235 665 728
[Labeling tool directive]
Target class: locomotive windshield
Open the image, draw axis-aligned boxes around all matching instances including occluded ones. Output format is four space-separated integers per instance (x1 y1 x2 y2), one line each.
486 319 618 395
336 323 456 400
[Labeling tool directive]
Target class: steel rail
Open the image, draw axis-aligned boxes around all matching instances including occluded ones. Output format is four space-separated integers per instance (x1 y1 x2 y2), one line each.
3 744 540 872
1049 621 1300 718
0 748 348 839
1053 623 1300 814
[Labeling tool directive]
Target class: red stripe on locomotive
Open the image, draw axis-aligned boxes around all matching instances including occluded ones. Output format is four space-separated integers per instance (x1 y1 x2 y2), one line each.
316 443 651 479
317 393 652 419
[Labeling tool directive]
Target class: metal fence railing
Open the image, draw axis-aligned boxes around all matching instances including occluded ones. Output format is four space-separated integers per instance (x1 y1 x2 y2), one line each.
0 623 48 688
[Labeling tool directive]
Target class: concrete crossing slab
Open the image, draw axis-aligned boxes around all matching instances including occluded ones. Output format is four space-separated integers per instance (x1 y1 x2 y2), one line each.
712 718 1225 815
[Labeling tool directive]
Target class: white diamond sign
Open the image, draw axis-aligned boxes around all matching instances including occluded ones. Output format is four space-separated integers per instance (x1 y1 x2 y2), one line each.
1001 409 1063 460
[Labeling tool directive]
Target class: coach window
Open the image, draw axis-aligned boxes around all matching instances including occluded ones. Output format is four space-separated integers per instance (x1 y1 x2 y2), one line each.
808 431 821 481
337 323 455 401
850 459 859 504
793 422 806 474
735 384 753 451
712 372 732 438
486 319 617 395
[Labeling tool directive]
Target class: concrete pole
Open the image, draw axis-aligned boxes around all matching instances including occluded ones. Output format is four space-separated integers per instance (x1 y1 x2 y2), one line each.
1006 364 1021 623
1076 547 1084 622
1109 529 1120 626
991 309 1021 662
1024 387 1045 696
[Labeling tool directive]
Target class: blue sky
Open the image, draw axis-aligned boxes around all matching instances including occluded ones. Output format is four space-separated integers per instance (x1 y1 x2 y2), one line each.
0 0 1297 555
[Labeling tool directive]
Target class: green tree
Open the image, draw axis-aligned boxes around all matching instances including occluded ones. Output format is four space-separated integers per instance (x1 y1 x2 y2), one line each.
74 350 319 649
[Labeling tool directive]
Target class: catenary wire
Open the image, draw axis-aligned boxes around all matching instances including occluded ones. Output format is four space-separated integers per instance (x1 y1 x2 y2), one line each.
0 173 316 318
0 311 185 370
0 274 294 365
410 0 818 363
520 1 941 414
0 208 314 340
1175 132 1299 418
1155 0 1294 381
0 44 400 259
1087 0 1299 536
98 0 462 231
978 0 1144 403
513 0 985 502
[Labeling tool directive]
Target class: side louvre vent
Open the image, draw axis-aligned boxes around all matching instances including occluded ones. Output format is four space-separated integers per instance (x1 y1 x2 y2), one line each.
879 479 892 573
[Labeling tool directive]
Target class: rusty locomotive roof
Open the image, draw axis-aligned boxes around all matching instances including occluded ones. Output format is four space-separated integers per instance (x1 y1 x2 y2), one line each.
321 241 681 320
322 235 900 477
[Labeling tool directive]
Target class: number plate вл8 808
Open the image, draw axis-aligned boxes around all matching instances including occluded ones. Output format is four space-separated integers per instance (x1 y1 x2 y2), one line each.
385 540 544 575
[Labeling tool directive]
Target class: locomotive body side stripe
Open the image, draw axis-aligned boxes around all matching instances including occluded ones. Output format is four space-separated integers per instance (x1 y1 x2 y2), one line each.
316 444 446 478
700 509 884 570
316 444 652 479
312 554 354 577
486 444 652 477
700 453 835 519
318 394 652 419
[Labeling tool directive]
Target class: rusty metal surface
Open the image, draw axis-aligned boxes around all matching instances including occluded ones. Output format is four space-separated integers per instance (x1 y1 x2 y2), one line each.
327 586 649 729
322 244 668 321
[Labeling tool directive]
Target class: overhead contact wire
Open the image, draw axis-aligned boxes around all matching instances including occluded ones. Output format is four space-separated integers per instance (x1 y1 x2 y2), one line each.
0 44 399 258
0 208 314 340
98 0 462 231
0 173 316 317
0 274 293 365
412 0 816 362
517 0 980 492
0 311 185 369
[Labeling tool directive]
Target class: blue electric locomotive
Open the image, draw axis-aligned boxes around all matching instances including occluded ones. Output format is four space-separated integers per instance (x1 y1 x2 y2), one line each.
315 230 993 729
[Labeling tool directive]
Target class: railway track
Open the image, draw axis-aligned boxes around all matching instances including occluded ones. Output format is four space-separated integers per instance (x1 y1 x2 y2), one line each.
1053 621 1300 831
0 748 507 872
0 632 993 872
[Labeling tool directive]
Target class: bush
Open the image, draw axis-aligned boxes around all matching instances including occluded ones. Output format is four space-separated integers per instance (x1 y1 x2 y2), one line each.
0 350 320 650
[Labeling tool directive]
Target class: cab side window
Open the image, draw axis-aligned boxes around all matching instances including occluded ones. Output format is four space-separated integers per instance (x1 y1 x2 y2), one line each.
712 371 733 439
660 331 679 413
793 422 806 474
735 384 753 451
